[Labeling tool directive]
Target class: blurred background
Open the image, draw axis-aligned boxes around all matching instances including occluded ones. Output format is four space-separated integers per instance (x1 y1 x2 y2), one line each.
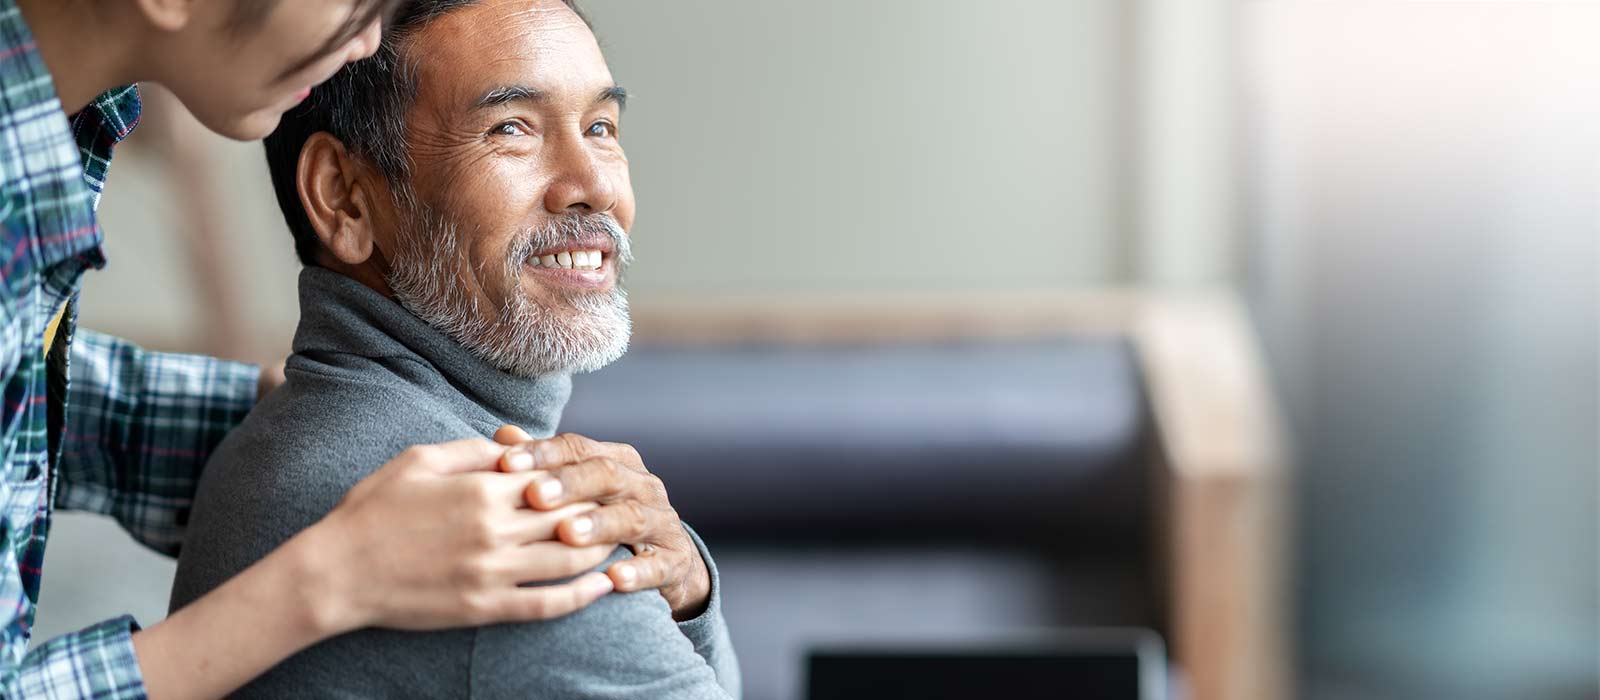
35 1 1597 699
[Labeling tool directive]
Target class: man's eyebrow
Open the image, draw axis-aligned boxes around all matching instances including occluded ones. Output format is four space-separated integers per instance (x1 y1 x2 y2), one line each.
470 85 628 111
473 85 547 110
598 85 628 111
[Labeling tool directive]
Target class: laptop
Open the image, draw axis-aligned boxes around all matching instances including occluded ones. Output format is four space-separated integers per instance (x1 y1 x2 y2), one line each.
806 628 1166 700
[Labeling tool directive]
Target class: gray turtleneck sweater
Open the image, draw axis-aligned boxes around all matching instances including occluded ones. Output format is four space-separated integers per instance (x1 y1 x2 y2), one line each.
169 267 739 699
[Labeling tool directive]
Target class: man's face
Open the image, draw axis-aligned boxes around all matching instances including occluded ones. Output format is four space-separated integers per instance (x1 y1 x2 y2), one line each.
375 0 636 376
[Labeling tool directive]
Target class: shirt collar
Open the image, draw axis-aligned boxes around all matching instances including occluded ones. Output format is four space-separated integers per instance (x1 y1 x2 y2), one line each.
71 84 142 196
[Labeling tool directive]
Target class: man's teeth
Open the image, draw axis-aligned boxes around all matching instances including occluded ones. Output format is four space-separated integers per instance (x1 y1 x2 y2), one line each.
533 250 604 270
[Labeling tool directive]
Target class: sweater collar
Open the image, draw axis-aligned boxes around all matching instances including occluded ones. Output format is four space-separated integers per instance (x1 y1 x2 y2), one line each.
292 266 571 435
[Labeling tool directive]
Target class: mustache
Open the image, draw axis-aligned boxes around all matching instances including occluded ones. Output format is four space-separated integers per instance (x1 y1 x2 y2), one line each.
512 212 632 268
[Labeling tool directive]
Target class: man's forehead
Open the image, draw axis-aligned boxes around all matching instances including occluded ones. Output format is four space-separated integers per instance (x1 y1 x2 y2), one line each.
409 0 612 108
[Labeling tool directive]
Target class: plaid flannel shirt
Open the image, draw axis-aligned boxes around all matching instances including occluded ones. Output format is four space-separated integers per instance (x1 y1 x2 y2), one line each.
0 2 260 698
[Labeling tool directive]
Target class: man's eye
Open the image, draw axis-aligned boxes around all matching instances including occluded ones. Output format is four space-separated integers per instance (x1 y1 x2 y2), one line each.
490 121 525 137
586 121 616 138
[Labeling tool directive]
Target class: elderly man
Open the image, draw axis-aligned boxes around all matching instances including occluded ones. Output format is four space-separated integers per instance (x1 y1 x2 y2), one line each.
168 0 738 697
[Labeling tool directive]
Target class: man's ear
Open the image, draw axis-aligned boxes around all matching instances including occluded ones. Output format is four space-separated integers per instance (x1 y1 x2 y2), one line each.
133 0 197 32
298 133 378 266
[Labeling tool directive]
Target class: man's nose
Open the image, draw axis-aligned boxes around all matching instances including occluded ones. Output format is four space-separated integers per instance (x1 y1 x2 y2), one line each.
542 147 618 216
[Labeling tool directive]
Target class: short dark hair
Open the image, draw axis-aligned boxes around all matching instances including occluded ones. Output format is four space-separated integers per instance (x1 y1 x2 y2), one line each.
263 0 586 266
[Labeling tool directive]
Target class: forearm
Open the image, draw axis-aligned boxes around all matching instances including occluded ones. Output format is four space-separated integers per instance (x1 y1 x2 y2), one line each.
60 331 258 554
134 526 339 700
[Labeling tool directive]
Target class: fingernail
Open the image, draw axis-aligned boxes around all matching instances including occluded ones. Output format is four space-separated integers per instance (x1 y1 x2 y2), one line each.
614 563 637 588
531 473 562 504
585 573 614 596
568 516 593 542
503 446 534 472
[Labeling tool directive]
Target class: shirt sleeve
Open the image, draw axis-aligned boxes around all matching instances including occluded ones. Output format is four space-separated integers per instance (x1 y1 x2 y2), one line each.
676 523 741 699
461 545 737 700
0 616 148 700
54 330 259 556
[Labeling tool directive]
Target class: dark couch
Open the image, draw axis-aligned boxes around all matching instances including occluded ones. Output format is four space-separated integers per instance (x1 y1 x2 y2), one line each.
558 294 1289 700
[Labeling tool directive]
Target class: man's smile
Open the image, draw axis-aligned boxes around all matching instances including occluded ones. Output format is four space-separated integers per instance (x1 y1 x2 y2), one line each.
532 248 605 270
524 246 615 290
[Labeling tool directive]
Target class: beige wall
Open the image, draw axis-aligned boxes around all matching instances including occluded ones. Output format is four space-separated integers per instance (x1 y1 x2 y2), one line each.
86 133 302 353
583 0 1127 295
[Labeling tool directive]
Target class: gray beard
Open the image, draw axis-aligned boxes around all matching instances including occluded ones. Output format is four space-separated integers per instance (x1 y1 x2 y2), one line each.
384 192 633 378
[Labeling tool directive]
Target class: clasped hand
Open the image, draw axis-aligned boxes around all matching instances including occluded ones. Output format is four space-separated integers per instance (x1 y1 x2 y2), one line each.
495 426 711 622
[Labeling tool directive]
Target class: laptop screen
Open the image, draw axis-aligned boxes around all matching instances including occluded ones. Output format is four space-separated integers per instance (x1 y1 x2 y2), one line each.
806 629 1166 700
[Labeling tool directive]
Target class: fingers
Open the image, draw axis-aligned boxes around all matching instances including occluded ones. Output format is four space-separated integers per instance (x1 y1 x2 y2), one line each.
399 438 507 475
503 502 598 544
524 456 640 509
493 424 533 450
481 572 615 623
496 426 536 472
461 469 557 511
607 548 671 593
501 432 605 472
485 540 616 584
557 501 667 547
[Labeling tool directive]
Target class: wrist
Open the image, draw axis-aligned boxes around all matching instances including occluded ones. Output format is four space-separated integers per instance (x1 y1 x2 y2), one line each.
284 516 364 637
667 559 712 622
133 523 354 700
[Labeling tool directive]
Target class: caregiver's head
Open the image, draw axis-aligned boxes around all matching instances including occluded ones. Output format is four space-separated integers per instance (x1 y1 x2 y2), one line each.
265 0 635 377
97 0 400 138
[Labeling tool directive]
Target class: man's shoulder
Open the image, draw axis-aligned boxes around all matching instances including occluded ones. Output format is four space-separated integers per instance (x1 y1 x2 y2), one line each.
206 356 474 495
173 353 490 698
172 354 478 610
